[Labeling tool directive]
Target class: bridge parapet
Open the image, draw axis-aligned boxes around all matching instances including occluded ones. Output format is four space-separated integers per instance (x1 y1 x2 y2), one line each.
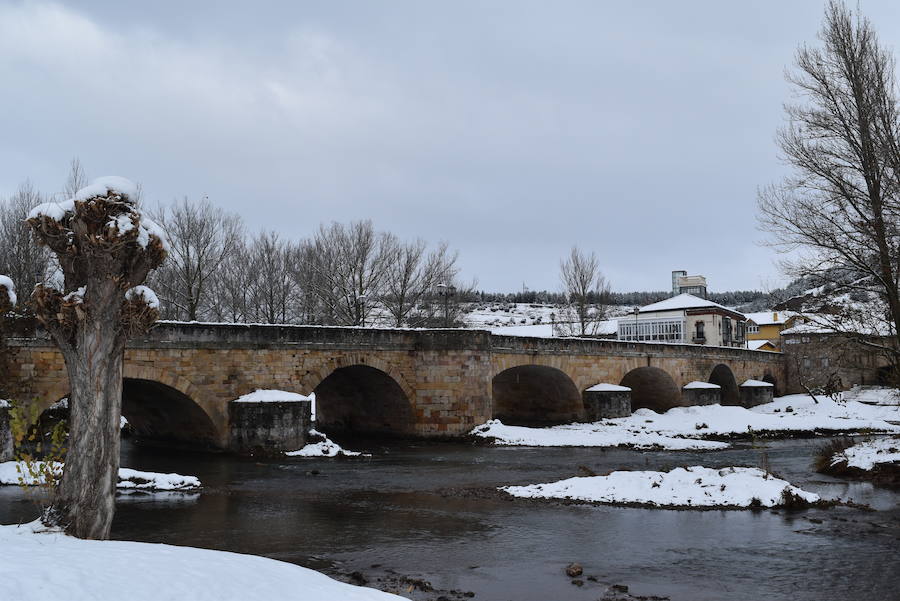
490 334 783 363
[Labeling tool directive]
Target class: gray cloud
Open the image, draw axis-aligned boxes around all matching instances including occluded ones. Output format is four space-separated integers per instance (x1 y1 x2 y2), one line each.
4 1 900 292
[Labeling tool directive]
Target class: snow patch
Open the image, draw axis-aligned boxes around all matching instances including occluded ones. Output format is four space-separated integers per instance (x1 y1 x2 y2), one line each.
137 215 170 252
0 275 16 306
741 379 774 387
683 381 720 389
501 466 820 508
125 285 160 310
471 392 900 449
63 286 86 304
471 419 728 450
586 383 631 392
232 389 312 403
27 199 75 221
285 430 369 457
0 521 405 601
73 176 138 202
0 462 200 490
831 436 900 471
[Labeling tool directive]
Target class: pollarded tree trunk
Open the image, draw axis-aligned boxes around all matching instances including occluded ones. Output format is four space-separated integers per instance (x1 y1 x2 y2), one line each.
27 177 167 539
55 346 123 538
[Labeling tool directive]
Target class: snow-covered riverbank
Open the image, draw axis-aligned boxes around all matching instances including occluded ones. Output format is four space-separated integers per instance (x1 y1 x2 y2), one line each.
0 521 404 601
472 392 900 449
0 462 200 490
830 436 900 471
501 466 820 508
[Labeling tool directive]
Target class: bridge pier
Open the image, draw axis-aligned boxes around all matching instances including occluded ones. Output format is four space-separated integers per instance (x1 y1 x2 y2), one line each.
228 396 312 455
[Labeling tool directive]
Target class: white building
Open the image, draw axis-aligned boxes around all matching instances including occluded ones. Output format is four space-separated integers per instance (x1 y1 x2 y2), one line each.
617 293 747 347
671 270 708 298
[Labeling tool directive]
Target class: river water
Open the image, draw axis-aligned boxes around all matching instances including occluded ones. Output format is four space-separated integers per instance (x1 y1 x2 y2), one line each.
2 436 898 601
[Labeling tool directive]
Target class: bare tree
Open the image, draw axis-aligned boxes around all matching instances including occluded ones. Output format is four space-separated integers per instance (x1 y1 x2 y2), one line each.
557 246 610 336
759 1 900 384
27 177 167 539
62 158 88 200
0 181 51 305
150 197 243 321
310 221 397 326
382 240 458 327
248 231 295 324
209 238 254 323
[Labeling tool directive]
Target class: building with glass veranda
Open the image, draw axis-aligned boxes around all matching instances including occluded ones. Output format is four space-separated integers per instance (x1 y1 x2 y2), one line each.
618 293 747 347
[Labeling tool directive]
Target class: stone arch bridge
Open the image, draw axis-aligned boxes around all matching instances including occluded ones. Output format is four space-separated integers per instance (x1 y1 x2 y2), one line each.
5 322 784 449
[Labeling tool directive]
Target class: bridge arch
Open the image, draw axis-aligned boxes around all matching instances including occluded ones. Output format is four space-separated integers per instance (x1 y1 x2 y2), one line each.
709 364 740 405
492 364 582 425
25 377 220 449
620 367 680 412
762 373 779 396
121 378 219 448
312 364 415 436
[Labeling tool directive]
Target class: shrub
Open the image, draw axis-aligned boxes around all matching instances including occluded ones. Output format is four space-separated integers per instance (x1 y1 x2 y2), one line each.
813 437 856 473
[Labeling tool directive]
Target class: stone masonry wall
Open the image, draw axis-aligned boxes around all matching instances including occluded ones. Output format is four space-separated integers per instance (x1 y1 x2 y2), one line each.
3 322 784 445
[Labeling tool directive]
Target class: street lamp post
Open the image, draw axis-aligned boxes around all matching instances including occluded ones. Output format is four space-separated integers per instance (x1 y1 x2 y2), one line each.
358 294 367 327
435 283 456 327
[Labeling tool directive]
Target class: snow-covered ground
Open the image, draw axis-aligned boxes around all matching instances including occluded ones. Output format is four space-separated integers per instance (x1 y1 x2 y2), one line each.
472 420 728 450
843 385 900 406
501 466 820 508
0 462 200 490
472 392 900 449
0 521 404 601
831 437 900 471
285 430 369 457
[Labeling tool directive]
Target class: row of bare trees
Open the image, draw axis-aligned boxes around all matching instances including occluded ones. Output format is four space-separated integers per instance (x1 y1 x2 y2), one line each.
145 200 467 326
0 168 469 328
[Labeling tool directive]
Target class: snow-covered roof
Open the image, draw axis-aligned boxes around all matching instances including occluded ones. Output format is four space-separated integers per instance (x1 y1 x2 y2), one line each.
683 381 721 389
639 293 737 315
744 311 795 326
741 379 774 387
586 383 631 392
746 340 776 351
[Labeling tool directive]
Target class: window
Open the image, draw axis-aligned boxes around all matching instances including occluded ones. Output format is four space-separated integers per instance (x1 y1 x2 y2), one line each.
747 324 759 334
695 321 705 340
618 317 685 342
722 317 732 343
802 357 811 368
821 357 830 368
736 321 746 342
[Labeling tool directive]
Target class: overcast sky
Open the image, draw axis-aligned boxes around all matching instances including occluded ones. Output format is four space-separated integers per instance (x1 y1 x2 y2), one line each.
3 1 900 293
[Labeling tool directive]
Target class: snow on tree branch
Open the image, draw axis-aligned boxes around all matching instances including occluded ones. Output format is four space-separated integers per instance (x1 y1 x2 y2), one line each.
0 275 16 310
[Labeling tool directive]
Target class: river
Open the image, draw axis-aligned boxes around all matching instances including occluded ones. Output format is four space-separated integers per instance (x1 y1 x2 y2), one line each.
1 436 898 600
